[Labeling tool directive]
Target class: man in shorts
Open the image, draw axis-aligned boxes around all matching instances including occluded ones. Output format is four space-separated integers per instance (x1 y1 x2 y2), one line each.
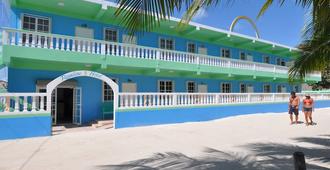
289 91 300 124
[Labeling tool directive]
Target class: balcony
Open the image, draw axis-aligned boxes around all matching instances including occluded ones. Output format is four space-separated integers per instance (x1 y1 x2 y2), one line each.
1 28 321 82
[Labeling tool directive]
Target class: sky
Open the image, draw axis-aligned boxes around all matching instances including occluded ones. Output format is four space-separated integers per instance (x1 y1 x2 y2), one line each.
173 0 306 47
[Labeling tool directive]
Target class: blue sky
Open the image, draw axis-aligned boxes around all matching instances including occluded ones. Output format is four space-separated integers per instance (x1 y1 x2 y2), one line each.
173 0 306 47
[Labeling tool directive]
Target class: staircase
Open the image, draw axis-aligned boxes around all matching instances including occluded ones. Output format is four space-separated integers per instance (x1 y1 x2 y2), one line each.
91 120 114 129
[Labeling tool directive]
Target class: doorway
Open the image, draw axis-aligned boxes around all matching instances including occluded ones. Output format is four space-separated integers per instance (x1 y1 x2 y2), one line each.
56 88 74 124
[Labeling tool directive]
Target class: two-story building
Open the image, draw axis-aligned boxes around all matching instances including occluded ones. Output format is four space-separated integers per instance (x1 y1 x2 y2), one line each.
0 0 321 126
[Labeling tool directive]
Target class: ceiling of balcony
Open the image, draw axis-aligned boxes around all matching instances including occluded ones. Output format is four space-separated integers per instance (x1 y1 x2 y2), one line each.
10 0 300 58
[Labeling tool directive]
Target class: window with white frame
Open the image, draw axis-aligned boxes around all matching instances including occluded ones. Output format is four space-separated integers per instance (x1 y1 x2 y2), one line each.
277 85 282 93
187 42 196 53
221 48 231 58
276 58 281 65
240 84 247 93
263 84 271 93
240 52 247 60
187 81 196 93
104 28 118 42
103 79 117 101
221 83 231 93
263 56 271 64
159 80 173 93
22 14 50 32
159 38 174 50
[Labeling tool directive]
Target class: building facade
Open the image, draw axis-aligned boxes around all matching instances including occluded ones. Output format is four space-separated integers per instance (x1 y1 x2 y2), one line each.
0 0 321 126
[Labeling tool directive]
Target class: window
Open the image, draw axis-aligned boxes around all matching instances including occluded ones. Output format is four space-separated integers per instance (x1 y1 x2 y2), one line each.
221 83 231 93
187 43 196 53
221 48 231 58
198 46 207 55
240 52 247 60
103 79 117 101
160 38 174 50
263 84 271 93
159 80 173 93
187 81 196 93
104 28 118 42
240 84 247 93
277 85 282 93
22 14 50 32
276 58 281 65
293 85 299 92
263 56 271 64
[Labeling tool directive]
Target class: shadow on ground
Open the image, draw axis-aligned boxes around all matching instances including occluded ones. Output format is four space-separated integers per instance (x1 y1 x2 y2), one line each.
97 135 330 170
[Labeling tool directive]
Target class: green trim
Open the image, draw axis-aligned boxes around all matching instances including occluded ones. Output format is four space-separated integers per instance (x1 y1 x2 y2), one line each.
3 45 320 82
117 101 289 112
0 113 50 119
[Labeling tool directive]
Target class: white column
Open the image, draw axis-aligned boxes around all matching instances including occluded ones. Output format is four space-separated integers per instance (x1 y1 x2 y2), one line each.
32 96 36 111
23 96 28 112
15 96 20 112
40 96 45 111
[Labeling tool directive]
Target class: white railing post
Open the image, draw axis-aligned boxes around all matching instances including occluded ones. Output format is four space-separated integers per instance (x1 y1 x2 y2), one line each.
15 96 19 112
272 93 275 102
173 93 177 106
40 96 45 111
23 96 28 112
248 93 251 102
2 30 8 45
32 96 36 111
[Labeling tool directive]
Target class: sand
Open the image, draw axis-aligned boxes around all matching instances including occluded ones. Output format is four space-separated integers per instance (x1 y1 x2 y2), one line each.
0 108 329 170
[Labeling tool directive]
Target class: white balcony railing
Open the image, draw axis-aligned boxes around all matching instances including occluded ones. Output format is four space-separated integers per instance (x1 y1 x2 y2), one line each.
118 92 330 109
0 93 48 114
2 28 320 78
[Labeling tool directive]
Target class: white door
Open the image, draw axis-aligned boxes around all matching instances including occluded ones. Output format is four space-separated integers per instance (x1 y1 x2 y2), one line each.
122 34 137 44
122 83 137 92
198 84 208 93
73 87 82 125
247 85 254 93
198 47 207 55
51 89 57 124
247 55 253 61
75 27 94 39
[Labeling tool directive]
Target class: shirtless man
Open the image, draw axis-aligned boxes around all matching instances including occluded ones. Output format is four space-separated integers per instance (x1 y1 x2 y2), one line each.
289 91 300 124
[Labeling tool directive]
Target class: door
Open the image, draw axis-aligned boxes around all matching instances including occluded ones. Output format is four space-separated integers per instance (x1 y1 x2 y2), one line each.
247 85 254 93
122 83 137 92
51 89 57 124
73 87 82 125
198 47 207 55
198 84 208 93
75 27 94 39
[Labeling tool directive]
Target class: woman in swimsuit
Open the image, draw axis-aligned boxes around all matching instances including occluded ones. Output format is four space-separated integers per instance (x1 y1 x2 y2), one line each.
303 95 314 126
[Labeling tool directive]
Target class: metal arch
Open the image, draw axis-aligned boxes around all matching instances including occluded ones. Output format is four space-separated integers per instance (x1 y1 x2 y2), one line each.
229 16 261 39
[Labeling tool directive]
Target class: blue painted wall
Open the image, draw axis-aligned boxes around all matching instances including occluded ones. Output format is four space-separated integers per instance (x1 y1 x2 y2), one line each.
0 114 51 140
9 7 292 65
115 100 330 128
8 68 299 124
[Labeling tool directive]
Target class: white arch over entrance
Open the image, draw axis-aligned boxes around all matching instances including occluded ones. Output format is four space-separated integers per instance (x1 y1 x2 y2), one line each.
46 70 119 128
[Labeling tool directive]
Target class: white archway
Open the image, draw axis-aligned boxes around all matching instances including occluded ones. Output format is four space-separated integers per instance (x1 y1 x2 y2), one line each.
46 70 119 128
229 16 261 39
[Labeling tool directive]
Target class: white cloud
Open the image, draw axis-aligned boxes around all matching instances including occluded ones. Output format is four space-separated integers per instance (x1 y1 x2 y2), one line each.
193 8 208 21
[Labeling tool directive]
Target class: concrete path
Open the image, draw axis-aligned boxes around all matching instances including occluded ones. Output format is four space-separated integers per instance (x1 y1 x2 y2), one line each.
0 108 329 170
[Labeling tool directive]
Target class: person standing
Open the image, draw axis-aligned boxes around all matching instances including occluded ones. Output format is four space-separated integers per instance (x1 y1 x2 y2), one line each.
303 95 314 126
289 91 300 124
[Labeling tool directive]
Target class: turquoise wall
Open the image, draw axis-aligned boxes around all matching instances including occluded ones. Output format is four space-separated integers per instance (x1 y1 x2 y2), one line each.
8 68 299 124
0 114 51 140
115 100 330 128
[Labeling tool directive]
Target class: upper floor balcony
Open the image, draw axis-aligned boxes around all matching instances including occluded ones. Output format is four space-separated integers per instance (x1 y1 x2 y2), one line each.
1 28 321 82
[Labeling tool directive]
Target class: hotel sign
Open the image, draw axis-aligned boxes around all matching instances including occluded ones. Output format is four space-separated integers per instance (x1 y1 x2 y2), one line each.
61 71 104 81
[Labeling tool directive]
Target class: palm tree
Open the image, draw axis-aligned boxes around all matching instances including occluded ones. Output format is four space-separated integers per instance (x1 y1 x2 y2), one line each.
115 0 330 81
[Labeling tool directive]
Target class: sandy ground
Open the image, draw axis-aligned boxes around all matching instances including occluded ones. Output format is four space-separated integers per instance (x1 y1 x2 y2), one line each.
0 108 329 170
